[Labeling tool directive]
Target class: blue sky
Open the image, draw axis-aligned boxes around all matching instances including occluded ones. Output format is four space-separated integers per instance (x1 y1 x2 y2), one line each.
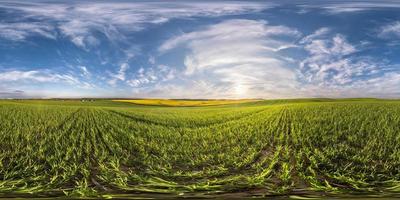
1 0 400 99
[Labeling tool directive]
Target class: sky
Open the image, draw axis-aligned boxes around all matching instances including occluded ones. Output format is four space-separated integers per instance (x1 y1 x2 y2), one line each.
1 0 400 99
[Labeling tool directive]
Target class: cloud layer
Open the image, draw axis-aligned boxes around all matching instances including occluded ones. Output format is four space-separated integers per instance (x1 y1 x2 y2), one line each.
1 1 400 99
157 19 301 98
0 1 270 48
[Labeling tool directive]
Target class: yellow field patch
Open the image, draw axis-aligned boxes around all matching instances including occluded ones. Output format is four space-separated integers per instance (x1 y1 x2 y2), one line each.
113 99 259 106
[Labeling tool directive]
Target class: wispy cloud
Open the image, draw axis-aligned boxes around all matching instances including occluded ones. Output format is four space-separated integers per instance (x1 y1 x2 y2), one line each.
160 19 300 54
299 70 400 98
2 1 400 99
299 27 330 44
297 27 400 97
0 22 55 41
299 28 379 86
58 20 101 48
127 65 176 87
0 1 271 48
378 21 400 39
158 19 301 98
79 66 91 78
349 72 400 97
0 70 61 82
0 70 94 89
299 1 400 14
108 63 129 86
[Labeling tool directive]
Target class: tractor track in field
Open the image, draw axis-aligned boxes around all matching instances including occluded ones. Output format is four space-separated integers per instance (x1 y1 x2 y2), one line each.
274 106 315 193
241 108 286 170
33 108 82 139
53 108 83 130
239 106 309 192
283 107 310 192
93 109 148 170
35 108 82 162
63 109 111 192
85 109 113 192
89 109 114 156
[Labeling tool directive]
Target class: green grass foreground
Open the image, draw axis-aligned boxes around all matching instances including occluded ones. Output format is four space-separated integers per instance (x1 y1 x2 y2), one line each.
1 98 400 199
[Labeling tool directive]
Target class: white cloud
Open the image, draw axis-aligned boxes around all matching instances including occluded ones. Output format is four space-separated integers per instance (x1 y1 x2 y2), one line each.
148 56 156 65
3 1 400 99
0 22 55 41
301 1 400 14
0 70 94 89
378 21 400 39
304 34 356 56
1 1 270 48
59 20 95 48
297 71 400 98
298 28 400 98
354 72 400 97
0 70 58 82
300 27 330 44
128 79 237 99
299 30 369 86
160 19 300 53
127 65 176 87
158 19 301 98
79 66 91 77
108 63 129 86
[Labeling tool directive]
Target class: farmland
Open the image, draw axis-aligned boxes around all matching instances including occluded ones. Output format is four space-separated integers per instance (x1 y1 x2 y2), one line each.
1 99 400 199
113 99 259 106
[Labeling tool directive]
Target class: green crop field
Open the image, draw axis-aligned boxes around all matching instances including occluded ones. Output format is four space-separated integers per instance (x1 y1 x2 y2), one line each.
1 99 400 199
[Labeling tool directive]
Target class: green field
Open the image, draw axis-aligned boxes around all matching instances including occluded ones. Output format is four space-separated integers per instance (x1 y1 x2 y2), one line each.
1 99 400 199
113 99 259 106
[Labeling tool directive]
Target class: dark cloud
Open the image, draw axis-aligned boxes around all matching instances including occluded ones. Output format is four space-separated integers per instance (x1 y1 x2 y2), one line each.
0 90 26 98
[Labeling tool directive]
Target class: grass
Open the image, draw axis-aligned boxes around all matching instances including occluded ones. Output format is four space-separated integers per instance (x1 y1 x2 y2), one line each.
1 98 400 199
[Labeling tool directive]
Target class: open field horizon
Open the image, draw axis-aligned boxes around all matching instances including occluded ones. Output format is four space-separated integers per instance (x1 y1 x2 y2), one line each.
2 0 400 199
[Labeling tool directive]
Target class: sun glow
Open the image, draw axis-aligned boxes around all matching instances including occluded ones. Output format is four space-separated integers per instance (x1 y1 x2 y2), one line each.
234 82 247 97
